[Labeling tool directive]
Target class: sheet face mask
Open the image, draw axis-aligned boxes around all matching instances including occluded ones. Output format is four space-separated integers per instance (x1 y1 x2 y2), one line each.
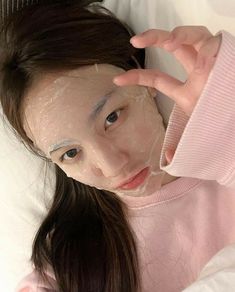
23 64 176 198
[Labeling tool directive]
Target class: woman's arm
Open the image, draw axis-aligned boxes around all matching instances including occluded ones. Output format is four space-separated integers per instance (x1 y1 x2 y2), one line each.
160 30 235 189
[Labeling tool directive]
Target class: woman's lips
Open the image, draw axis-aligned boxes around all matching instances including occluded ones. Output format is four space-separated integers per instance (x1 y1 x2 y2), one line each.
116 167 149 190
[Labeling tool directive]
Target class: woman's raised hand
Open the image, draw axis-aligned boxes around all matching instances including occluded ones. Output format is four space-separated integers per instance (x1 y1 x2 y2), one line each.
113 26 222 117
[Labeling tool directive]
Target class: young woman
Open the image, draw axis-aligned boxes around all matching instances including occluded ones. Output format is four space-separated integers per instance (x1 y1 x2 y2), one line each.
0 1 235 291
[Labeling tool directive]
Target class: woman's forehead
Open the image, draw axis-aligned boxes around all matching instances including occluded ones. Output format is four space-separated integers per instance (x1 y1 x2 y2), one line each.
23 68 126 135
24 64 124 105
25 63 158 128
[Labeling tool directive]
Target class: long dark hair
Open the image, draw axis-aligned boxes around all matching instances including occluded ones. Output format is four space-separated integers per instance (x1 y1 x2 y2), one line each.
0 1 145 291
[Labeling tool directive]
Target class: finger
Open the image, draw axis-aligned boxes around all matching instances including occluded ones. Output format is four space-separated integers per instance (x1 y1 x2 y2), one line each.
130 29 171 48
173 44 197 74
165 149 175 164
130 28 200 74
113 69 183 104
178 56 217 115
195 35 222 71
163 26 213 52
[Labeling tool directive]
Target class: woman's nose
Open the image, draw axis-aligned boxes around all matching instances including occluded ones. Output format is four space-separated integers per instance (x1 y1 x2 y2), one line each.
89 140 129 178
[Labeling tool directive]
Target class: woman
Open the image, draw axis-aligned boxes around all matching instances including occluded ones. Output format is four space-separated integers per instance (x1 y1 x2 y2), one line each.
0 1 235 292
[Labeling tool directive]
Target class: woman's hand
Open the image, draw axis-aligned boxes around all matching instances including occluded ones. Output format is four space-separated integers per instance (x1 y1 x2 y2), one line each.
113 26 222 118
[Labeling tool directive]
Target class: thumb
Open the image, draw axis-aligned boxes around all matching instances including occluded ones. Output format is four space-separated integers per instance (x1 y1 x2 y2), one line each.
165 148 175 164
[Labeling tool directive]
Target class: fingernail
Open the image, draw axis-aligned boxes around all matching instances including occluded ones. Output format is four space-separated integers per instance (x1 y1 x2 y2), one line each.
113 77 122 85
130 37 136 44
130 36 142 46
130 33 142 42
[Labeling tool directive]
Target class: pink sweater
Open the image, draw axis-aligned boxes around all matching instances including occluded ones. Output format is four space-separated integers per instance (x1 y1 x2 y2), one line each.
16 30 235 292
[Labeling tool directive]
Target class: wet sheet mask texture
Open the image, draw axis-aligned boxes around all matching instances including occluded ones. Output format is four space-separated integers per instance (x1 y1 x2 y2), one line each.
23 64 174 198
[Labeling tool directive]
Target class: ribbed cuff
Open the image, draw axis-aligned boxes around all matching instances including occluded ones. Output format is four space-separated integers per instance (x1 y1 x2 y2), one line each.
160 30 235 189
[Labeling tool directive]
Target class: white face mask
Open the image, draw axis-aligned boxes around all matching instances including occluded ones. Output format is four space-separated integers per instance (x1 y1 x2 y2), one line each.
23 64 176 197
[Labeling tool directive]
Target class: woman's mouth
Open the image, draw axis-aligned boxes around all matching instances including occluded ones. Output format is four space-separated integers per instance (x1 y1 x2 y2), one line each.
115 167 149 190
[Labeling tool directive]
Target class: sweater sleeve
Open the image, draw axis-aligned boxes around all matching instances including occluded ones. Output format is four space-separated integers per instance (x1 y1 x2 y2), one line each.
159 30 235 189
15 268 57 292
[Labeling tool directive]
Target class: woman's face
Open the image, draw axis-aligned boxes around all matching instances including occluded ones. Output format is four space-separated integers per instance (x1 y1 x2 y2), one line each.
23 64 175 197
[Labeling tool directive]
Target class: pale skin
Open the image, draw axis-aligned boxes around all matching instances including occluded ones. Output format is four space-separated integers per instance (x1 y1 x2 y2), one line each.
23 65 178 198
113 26 222 163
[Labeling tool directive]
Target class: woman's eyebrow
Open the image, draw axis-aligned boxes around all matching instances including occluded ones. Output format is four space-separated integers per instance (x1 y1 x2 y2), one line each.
88 89 115 122
48 139 77 156
48 89 116 156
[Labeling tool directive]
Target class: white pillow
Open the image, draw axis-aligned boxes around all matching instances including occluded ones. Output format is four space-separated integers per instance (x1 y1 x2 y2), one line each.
182 243 235 292
1 1 235 291
0 109 55 292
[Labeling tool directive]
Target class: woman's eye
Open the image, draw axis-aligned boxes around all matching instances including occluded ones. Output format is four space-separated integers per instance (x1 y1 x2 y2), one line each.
60 148 80 162
105 109 121 129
